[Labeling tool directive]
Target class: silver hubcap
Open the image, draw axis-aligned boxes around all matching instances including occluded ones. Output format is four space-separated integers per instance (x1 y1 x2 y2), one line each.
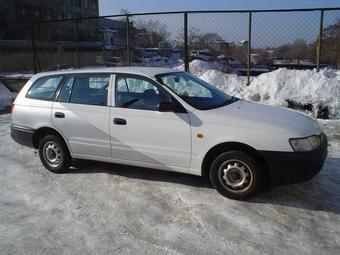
44 142 62 167
219 160 253 192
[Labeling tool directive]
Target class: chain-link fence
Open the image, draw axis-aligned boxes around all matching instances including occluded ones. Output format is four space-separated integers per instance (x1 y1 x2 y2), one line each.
130 13 184 68
0 8 339 84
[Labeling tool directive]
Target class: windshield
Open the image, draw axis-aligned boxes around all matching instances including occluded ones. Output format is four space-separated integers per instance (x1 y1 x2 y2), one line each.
156 72 238 110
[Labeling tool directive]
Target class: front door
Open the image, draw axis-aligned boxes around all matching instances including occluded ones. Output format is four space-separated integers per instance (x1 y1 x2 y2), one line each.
109 73 191 171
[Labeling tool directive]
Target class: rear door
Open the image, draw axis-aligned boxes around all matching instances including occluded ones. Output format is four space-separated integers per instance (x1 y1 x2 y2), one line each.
52 73 112 158
109 73 192 171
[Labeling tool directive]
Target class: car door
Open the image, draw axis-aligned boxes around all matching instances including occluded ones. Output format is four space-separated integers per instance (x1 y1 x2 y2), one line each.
109 73 192 171
52 73 112 158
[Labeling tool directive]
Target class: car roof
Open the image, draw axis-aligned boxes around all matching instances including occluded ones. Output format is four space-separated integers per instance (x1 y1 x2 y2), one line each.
34 66 180 79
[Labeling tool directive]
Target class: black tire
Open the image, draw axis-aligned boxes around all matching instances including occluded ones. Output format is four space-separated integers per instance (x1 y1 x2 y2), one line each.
209 151 264 200
38 135 71 173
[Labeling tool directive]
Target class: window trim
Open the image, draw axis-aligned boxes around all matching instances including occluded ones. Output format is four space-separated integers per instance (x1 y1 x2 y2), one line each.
55 74 76 102
113 73 187 113
26 75 66 101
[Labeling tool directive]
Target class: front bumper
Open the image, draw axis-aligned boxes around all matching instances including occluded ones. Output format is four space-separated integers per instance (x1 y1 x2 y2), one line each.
11 125 36 148
260 133 328 186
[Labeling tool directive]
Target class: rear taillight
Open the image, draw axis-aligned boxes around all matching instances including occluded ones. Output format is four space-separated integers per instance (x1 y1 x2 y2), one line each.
10 103 15 113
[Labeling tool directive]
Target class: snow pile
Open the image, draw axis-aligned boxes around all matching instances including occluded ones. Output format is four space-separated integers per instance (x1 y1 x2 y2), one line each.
183 61 340 118
199 70 248 97
0 82 16 110
176 59 223 75
246 68 340 107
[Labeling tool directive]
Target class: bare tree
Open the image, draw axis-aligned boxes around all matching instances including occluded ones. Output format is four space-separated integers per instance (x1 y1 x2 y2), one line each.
287 39 309 59
120 9 130 15
134 19 171 47
175 27 202 49
321 19 340 67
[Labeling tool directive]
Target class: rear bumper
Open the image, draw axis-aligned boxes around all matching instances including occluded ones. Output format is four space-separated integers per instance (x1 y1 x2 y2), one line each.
11 125 36 148
260 133 328 186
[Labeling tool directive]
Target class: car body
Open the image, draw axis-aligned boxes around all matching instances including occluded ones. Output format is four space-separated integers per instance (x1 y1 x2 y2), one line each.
10 67 328 199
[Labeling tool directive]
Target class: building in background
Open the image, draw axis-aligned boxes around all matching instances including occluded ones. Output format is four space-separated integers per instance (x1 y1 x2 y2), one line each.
0 0 99 41
0 0 98 24
99 18 127 48
0 0 106 72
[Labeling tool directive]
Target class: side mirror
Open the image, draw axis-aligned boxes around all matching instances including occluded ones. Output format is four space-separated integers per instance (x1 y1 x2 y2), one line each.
158 101 178 112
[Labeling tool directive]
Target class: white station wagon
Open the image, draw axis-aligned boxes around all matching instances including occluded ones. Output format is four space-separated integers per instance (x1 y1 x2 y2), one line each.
11 67 327 200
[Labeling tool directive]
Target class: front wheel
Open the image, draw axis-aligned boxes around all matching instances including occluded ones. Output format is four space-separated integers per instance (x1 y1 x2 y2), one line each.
209 151 264 200
39 135 70 173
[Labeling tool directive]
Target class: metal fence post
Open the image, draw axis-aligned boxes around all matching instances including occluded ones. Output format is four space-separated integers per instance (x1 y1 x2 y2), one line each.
316 10 324 72
247 11 252 86
126 15 131 66
75 21 81 69
31 23 37 74
184 12 189 72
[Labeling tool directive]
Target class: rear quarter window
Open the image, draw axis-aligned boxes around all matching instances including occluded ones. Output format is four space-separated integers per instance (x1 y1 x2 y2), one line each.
26 75 65 100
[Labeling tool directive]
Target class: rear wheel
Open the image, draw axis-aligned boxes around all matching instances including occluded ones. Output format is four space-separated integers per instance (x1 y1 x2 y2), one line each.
39 135 70 173
209 151 264 200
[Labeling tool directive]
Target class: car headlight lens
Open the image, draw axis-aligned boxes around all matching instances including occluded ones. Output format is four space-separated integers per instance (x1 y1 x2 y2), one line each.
289 135 321 152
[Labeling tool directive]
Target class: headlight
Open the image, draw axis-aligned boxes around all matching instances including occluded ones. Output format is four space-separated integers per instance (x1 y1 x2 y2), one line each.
289 135 321 152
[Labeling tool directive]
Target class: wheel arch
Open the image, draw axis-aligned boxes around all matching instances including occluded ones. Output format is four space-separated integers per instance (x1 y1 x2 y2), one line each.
33 127 71 153
201 141 270 183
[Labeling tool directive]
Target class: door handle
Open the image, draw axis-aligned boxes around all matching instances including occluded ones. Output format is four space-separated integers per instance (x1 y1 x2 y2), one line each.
54 112 65 118
113 118 127 125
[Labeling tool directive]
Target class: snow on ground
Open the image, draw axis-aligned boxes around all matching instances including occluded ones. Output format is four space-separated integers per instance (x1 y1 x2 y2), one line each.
0 113 340 254
179 60 340 119
0 82 17 110
319 120 340 158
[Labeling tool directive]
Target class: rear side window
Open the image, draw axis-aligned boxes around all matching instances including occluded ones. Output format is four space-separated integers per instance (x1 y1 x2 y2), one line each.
26 75 65 100
69 74 110 106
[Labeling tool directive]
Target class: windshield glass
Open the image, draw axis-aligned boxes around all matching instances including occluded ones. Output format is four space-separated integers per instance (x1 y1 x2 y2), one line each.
156 72 237 110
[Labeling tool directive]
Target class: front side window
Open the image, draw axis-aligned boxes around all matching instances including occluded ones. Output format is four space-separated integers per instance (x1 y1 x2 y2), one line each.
115 74 170 111
156 72 237 110
69 74 110 106
27 75 65 100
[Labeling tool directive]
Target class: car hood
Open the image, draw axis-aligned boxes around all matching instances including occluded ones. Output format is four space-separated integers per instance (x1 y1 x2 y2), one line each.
197 100 321 137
